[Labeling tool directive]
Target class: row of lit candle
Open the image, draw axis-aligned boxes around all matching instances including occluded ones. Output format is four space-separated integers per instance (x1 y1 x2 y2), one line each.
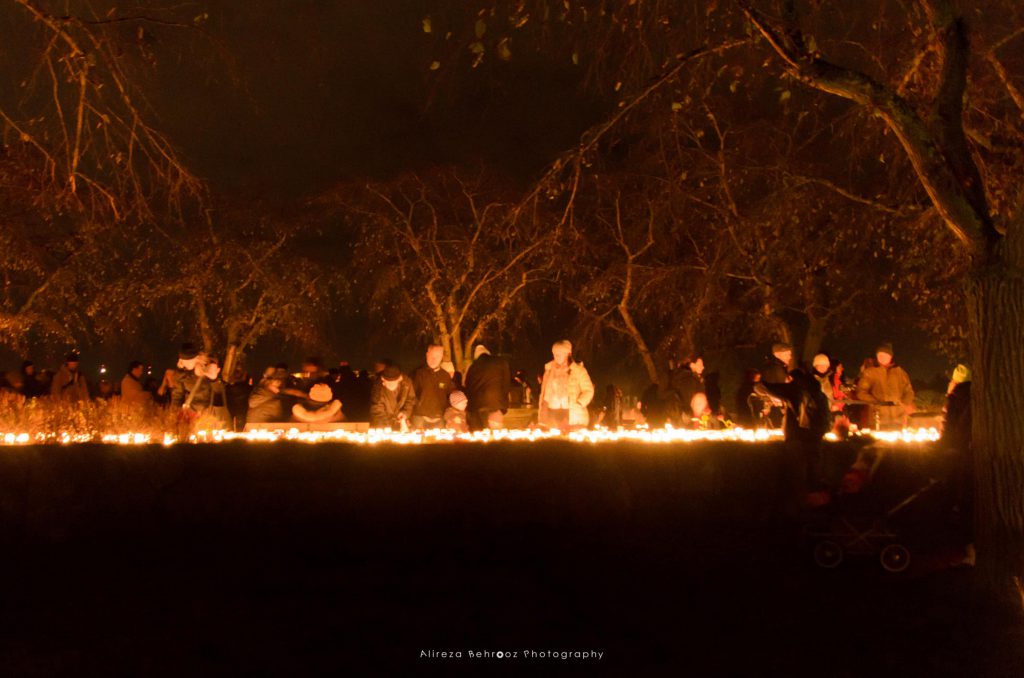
0 426 941 447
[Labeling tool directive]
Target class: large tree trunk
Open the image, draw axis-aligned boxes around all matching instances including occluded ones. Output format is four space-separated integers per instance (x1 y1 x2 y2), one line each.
966 239 1024 599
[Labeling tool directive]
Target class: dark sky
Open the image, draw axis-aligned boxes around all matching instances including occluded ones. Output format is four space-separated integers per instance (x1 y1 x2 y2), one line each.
1 1 951 391
149 0 601 201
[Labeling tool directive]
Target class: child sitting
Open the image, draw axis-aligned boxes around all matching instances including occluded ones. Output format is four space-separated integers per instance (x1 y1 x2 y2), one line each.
444 390 470 433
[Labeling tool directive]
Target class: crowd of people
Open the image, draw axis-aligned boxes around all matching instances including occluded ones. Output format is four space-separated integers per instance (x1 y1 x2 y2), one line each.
0 337 975 551
0 339 967 442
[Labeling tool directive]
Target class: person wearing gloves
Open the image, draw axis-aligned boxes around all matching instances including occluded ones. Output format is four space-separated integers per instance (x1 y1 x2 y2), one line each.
538 340 594 431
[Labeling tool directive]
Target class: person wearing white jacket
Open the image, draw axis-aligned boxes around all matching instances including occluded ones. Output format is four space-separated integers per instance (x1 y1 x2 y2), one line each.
538 340 594 431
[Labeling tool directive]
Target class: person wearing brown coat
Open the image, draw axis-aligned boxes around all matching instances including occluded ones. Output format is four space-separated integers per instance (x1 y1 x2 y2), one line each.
120 361 150 406
856 342 915 428
50 352 90 403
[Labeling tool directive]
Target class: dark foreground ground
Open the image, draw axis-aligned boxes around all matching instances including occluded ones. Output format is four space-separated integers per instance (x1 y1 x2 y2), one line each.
0 440 1020 677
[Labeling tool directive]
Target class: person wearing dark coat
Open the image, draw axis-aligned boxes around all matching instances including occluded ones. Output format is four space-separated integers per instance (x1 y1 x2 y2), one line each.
246 368 289 424
762 342 793 385
411 345 454 429
19 361 46 398
668 356 706 423
170 344 216 413
942 364 974 564
370 365 415 429
756 369 830 519
464 345 511 430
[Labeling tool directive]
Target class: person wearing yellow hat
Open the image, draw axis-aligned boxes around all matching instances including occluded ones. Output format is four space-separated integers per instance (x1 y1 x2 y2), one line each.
942 363 974 566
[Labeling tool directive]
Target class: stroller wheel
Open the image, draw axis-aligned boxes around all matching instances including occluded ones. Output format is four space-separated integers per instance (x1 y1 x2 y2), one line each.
813 540 844 568
880 544 911 573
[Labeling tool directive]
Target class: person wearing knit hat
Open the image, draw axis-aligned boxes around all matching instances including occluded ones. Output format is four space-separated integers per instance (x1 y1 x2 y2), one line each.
810 353 836 413
856 341 915 428
464 344 511 430
443 390 470 433
951 364 971 385
292 382 344 423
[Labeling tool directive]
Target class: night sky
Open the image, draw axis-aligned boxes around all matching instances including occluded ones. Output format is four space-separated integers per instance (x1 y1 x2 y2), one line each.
0 0 948 391
150 1 601 200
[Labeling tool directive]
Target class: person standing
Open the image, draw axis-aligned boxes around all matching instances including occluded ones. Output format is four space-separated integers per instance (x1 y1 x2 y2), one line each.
856 342 915 428
668 355 706 423
464 345 511 430
50 352 90 402
411 344 454 429
756 370 831 518
538 340 595 431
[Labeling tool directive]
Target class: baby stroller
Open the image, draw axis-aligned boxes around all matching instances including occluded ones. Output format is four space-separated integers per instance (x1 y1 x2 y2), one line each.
805 445 939 572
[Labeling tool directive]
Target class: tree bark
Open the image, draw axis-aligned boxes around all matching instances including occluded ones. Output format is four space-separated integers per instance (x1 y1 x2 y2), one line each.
618 303 659 383
966 238 1024 599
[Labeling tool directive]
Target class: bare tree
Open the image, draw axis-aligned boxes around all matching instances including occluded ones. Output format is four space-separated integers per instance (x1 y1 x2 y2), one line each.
0 1 209 348
336 167 554 369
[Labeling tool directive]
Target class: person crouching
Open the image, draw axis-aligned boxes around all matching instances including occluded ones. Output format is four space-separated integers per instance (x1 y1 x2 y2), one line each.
292 383 344 423
444 390 470 433
370 365 414 430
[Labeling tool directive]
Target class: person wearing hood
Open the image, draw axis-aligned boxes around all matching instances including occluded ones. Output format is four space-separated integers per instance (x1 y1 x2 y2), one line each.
292 383 344 423
464 344 511 430
856 342 915 428
538 340 594 431
50 352 90 402
370 365 415 429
